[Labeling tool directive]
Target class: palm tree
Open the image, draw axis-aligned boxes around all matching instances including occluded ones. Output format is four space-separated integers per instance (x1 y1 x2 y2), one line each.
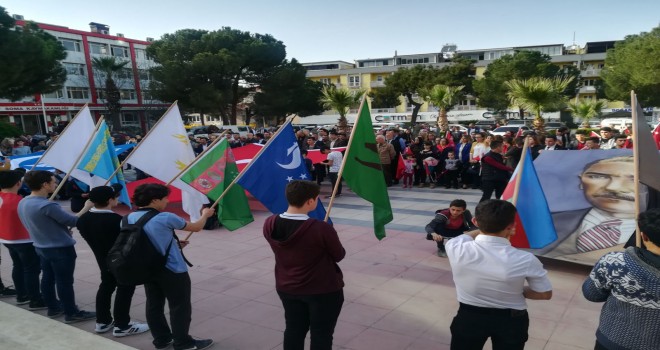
505 76 574 132
319 85 365 128
423 84 464 132
567 99 607 128
92 57 130 130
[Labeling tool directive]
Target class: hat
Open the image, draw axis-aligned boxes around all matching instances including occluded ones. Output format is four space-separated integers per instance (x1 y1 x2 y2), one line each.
88 186 116 204
600 127 613 132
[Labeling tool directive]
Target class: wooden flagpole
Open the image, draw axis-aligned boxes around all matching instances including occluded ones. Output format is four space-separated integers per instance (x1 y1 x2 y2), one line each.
324 95 367 222
30 103 90 171
511 137 530 207
631 91 642 248
102 101 180 185
48 117 105 200
165 130 228 186
183 116 295 241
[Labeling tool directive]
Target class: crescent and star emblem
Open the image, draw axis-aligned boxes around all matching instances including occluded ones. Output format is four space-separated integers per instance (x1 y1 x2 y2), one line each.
276 142 302 170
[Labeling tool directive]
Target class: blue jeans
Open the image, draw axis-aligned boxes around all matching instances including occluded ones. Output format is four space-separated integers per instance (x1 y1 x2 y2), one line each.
35 246 78 316
4 243 42 302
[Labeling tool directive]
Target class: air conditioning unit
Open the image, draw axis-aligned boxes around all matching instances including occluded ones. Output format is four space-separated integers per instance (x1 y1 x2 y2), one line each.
146 37 154 42
12 14 24 20
117 33 125 38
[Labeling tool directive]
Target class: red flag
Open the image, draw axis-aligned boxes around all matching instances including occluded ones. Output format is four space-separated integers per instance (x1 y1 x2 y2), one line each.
590 130 600 138
653 123 660 150
395 153 405 179
445 130 454 146
515 128 524 138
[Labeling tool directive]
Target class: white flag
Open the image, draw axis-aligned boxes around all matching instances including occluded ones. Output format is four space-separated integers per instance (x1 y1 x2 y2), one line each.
36 106 105 187
125 103 209 220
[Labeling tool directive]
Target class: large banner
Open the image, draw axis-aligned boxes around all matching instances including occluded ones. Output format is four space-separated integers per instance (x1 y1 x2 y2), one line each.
530 149 656 265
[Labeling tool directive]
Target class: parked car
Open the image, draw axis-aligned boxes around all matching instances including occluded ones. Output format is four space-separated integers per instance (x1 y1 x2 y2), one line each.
475 120 497 131
489 126 530 137
545 122 566 132
505 119 533 127
448 124 468 134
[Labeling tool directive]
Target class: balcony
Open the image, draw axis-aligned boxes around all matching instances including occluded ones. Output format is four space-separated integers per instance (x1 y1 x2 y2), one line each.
370 81 386 88
579 86 597 94
454 105 478 111
581 68 602 77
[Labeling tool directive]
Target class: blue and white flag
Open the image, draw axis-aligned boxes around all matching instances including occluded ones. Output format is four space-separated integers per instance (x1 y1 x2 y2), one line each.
76 120 131 207
236 122 330 221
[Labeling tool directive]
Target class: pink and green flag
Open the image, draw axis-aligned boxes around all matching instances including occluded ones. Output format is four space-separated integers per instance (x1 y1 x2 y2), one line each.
180 139 253 231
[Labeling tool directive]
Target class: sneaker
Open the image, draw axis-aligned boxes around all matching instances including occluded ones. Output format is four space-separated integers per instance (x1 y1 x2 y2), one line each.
16 296 30 305
28 300 48 311
95 321 114 333
155 340 174 350
47 308 64 318
0 286 17 298
113 322 150 337
175 339 214 350
437 248 447 258
430 183 436 188
64 310 96 324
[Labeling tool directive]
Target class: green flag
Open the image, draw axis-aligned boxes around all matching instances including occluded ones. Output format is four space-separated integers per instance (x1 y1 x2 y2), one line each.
180 139 254 231
342 100 393 239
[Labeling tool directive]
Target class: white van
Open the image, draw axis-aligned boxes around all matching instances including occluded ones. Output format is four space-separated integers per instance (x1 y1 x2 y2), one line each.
600 118 632 132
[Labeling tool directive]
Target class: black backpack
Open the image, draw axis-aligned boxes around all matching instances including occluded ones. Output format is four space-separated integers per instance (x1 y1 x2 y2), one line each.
107 209 171 286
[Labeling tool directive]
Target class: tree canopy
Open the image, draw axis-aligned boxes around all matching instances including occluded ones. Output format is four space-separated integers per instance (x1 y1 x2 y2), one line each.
92 57 130 130
252 59 325 126
0 6 66 101
601 26 660 107
319 86 364 127
473 51 580 114
505 76 574 131
147 27 287 124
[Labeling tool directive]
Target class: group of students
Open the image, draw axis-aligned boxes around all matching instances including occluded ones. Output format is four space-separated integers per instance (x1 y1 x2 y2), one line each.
0 168 215 350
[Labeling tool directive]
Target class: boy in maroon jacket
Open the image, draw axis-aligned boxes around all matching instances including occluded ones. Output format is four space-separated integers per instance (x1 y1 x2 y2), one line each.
263 180 345 350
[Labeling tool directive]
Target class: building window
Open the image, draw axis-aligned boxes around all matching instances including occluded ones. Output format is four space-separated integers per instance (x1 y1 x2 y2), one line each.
44 90 64 99
138 69 150 81
96 90 106 100
376 75 383 82
111 46 129 58
142 90 154 100
89 42 108 55
117 68 133 80
583 79 596 86
319 78 331 85
348 75 360 87
66 87 90 99
120 89 136 100
59 38 81 52
121 113 140 126
134 48 150 60
63 63 86 75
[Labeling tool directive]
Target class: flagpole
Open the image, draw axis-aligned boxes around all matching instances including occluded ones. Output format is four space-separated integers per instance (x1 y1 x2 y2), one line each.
102 101 179 185
30 103 89 171
183 116 296 241
324 94 367 222
48 116 105 201
511 137 530 207
631 91 642 248
165 130 228 186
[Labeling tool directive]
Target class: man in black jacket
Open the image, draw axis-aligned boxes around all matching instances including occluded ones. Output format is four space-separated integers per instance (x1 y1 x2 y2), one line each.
425 199 477 257
479 140 513 203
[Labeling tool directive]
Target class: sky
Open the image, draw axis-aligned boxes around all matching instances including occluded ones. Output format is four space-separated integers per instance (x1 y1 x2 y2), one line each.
4 0 659 63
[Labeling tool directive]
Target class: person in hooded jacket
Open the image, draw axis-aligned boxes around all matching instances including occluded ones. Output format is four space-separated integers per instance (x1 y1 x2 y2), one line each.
263 180 345 350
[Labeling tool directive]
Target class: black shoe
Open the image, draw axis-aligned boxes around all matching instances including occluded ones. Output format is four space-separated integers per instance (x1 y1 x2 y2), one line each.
437 249 447 257
28 299 48 311
64 310 96 324
175 339 214 350
47 308 64 318
155 340 174 350
16 296 30 305
0 286 17 298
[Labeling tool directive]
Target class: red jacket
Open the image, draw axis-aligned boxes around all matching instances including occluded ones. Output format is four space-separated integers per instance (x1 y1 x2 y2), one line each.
263 215 345 295
0 192 30 242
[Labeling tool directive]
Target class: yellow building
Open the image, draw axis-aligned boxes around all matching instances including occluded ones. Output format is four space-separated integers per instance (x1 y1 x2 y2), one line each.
302 41 631 124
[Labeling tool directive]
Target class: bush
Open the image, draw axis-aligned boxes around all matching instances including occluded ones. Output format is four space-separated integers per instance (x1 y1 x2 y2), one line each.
0 121 21 139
